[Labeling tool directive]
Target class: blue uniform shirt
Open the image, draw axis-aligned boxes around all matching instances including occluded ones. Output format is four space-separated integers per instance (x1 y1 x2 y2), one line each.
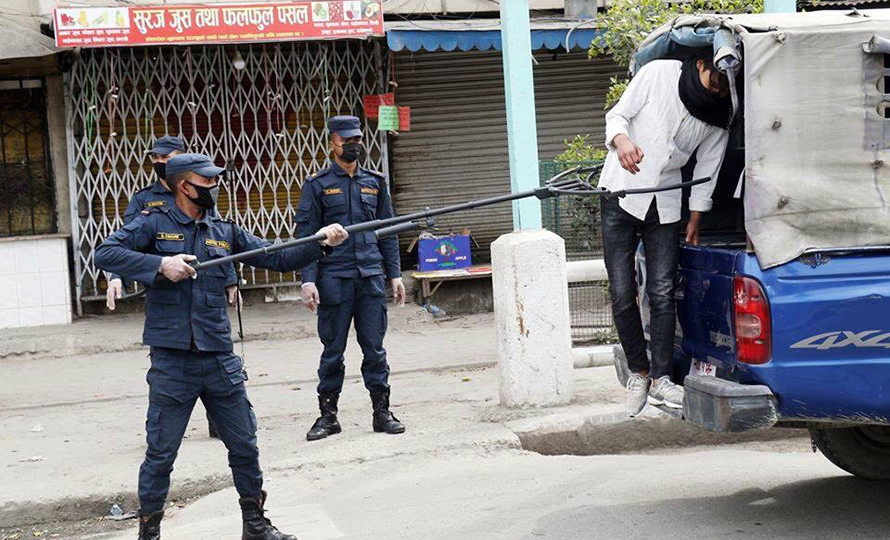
124 180 174 222
111 181 237 288
95 204 327 352
295 162 401 283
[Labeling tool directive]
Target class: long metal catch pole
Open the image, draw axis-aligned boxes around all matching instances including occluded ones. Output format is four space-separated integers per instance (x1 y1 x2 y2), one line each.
192 166 709 271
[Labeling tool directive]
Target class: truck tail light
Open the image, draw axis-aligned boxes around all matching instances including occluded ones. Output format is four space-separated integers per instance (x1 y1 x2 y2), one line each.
733 276 772 365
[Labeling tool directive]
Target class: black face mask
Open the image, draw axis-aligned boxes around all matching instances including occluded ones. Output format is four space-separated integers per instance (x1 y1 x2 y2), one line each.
340 142 363 163
678 58 732 130
185 181 220 210
153 162 166 180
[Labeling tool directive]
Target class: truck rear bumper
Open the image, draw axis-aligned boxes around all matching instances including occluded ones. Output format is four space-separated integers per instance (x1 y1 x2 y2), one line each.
613 345 779 432
683 375 778 433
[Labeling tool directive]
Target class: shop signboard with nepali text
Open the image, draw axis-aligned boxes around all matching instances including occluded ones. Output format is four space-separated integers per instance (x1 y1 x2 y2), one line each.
53 2 383 48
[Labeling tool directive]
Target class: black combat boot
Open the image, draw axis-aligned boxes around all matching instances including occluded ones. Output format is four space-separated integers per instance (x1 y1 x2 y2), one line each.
306 393 341 441
240 490 297 540
137 509 163 540
370 389 406 434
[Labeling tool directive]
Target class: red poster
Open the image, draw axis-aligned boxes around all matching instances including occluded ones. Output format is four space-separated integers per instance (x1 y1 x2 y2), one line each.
398 106 411 131
54 2 383 49
362 92 395 118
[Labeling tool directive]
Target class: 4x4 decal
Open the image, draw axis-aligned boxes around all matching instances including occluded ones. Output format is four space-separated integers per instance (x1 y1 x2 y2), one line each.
790 330 890 350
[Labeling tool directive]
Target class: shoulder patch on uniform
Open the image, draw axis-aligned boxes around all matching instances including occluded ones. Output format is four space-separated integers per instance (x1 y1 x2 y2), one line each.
205 238 231 250
360 187 379 195
324 188 343 196
145 200 166 208
305 167 330 182
364 168 386 180
156 232 184 241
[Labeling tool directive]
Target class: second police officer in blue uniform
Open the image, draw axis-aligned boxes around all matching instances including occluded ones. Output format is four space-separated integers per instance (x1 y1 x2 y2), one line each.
107 136 240 311
298 116 407 441
95 153 349 540
106 135 184 310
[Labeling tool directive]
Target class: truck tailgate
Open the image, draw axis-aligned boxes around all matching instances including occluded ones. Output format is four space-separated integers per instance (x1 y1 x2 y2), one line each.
739 252 890 422
676 245 742 377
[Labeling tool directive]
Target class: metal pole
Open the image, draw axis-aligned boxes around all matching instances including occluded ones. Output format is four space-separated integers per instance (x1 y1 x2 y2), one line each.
764 0 796 13
500 0 542 231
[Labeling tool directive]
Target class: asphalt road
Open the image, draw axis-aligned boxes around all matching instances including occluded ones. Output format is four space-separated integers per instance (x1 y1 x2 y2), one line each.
83 445 888 540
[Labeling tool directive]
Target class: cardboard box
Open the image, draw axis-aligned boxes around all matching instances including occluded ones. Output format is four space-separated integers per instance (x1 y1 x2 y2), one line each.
417 234 472 271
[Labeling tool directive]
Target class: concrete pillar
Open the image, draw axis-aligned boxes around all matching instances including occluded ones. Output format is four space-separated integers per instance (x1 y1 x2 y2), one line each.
45 74 71 236
492 230 573 408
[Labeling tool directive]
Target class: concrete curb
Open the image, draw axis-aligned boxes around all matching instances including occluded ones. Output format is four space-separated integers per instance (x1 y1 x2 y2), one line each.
508 407 809 456
5 399 809 529
571 345 614 369
0 323 319 362
0 423 521 529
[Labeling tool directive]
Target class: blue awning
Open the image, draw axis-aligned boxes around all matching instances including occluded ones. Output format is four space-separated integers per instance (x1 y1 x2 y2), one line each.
385 20 600 53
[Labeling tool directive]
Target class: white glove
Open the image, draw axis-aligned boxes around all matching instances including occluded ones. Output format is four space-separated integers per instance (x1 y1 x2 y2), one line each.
301 282 320 312
391 277 406 307
159 254 198 282
106 278 123 311
318 224 348 246
226 284 242 307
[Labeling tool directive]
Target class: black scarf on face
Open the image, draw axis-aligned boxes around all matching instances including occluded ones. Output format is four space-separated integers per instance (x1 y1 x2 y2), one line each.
678 58 732 130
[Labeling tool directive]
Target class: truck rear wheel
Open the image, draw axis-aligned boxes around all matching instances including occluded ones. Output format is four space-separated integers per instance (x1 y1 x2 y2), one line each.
810 426 890 480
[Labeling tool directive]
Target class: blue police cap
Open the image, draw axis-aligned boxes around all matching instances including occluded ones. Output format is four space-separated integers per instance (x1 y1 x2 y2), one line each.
165 153 225 178
328 116 363 139
150 136 186 156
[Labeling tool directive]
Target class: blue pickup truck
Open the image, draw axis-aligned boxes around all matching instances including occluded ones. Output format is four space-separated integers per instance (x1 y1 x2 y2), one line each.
613 11 890 479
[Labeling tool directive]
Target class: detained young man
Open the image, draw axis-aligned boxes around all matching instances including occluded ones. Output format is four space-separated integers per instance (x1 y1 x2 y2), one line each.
599 54 732 416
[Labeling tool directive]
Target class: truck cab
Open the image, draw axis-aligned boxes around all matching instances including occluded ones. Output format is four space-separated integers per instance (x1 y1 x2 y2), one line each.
613 10 890 479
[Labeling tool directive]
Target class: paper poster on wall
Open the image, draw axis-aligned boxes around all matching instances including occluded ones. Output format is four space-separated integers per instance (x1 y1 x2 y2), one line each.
377 105 399 130
362 93 395 118
398 106 411 131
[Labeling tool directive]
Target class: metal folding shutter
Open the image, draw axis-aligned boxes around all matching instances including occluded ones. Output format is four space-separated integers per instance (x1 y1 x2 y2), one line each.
66 40 388 306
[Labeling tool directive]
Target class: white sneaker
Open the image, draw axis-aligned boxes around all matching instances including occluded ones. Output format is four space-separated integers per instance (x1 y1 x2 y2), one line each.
649 376 685 409
625 374 651 417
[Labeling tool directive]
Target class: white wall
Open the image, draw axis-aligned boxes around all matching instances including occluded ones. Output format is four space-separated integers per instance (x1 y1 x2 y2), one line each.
0 236 73 329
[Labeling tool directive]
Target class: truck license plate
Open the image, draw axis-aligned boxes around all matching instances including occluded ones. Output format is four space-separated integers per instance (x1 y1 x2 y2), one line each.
690 359 716 377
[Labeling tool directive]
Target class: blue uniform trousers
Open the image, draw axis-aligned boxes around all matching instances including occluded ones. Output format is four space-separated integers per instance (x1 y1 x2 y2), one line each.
138 347 262 513
316 275 390 395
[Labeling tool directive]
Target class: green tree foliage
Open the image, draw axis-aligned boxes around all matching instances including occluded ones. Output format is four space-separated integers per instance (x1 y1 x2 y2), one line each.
553 136 606 252
591 0 764 108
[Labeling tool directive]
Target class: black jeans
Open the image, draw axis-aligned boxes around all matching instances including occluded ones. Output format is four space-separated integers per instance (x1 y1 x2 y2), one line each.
601 197 679 380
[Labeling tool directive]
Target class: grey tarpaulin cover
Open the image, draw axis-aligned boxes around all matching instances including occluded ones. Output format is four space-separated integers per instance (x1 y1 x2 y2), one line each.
635 10 890 269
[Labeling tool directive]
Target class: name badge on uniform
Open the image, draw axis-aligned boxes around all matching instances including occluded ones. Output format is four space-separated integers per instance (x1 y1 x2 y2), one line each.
360 187 379 195
145 200 166 208
157 232 184 241
324 188 343 195
205 238 231 250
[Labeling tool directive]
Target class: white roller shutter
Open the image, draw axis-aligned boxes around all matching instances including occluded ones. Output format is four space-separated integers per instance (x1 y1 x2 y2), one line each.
391 49 622 262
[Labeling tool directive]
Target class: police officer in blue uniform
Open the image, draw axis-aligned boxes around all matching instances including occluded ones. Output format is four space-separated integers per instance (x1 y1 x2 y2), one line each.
95 153 348 540
106 135 237 440
297 116 406 441
106 136 184 310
